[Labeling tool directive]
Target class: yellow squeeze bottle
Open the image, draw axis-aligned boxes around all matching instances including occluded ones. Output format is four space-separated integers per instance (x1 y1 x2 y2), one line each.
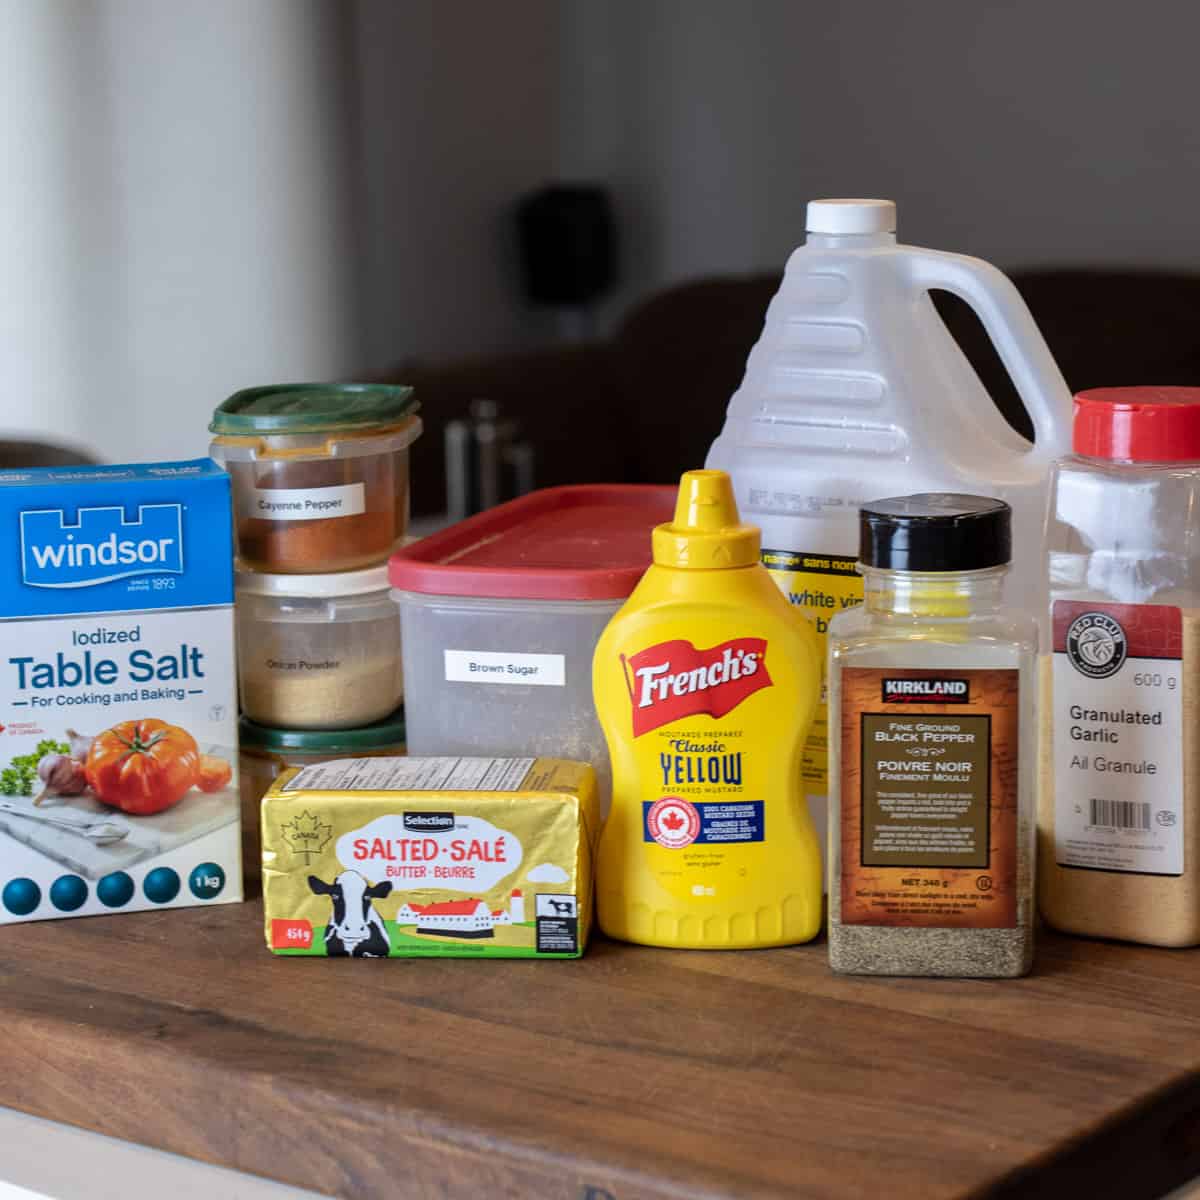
592 469 823 948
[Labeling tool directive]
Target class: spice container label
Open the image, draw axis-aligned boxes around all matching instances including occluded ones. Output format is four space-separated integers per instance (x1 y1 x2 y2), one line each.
1051 600 1183 876
261 756 597 958
252 482 366 520
839 666 1019 928
0 460 241 925
762 549 862 790
443 649 566 687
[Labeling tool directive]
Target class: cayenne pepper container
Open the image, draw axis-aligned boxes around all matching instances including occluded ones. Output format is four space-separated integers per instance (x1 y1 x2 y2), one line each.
210 383 420 573
1040 388 1200 947
828 495 1036 977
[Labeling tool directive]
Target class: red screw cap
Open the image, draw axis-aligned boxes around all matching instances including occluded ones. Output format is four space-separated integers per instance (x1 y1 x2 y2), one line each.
1073 387 1200 463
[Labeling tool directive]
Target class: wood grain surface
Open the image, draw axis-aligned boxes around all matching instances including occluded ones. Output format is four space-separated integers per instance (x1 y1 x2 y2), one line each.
2 897 1200 1199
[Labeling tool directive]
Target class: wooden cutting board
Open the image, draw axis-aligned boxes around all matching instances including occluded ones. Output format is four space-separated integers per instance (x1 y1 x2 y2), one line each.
4 906 1200 1199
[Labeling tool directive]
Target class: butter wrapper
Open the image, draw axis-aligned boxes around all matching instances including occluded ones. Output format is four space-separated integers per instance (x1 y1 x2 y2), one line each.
262 756 598 958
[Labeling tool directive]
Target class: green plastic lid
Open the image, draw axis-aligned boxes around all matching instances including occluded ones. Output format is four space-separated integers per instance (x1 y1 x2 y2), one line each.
239 711 406 755
210 383 417 436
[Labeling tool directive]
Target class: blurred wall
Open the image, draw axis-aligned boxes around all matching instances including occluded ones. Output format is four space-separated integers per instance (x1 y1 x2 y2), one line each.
5 1 1196 461
0 0 361 463
348 1 559 368
559 0 1200 322
0 0 560 462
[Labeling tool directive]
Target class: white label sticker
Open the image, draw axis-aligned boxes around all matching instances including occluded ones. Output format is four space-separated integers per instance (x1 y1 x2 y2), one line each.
444 649 566 687
252 482 365 521
283 756 536 793
1052 601 1183 875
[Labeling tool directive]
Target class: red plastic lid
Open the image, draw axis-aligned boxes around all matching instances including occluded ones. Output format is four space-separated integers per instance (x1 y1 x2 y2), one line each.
1074 387 1200 462
388 485 676 601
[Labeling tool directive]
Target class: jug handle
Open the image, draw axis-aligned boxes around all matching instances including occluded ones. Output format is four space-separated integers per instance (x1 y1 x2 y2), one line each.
905 248 1072 453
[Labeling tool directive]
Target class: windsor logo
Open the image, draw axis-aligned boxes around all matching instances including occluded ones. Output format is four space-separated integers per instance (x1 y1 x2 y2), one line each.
20 504 184 589
621 637 771 736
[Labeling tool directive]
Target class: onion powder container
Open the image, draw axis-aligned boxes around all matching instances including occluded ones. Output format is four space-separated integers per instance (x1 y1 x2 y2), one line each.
235 565 402 731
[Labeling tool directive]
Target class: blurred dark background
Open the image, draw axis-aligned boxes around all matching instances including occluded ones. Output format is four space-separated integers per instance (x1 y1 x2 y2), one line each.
5 1 1200 501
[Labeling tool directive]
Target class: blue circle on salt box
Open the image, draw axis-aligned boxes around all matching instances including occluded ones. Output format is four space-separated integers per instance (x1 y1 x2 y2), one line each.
143 866 181 904
188 862 225 900
49 874 89 912
97 871 135 908
2 877 41 916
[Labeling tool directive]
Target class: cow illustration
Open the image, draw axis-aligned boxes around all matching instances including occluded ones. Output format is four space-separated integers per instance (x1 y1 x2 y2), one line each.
308 872 393 957
547 899 575 916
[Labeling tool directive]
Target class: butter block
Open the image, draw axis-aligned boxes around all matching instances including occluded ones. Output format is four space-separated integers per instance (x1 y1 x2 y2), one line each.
261 756 598 958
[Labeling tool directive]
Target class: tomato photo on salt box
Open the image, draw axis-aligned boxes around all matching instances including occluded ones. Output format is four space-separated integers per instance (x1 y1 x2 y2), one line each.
84 719 201 814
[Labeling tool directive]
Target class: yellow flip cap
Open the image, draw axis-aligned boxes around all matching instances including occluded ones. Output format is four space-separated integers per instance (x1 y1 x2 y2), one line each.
651 469 761 570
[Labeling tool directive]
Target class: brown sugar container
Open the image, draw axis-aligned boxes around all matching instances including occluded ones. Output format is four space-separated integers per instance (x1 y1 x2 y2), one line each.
210 383 420 573
1041 387 1200 947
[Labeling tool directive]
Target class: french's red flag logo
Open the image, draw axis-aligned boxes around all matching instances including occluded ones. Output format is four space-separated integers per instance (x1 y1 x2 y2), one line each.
621 637 771 737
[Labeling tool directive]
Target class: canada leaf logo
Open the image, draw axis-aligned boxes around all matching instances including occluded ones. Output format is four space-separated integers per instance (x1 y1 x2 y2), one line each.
645 797 701 848
281 810 333 864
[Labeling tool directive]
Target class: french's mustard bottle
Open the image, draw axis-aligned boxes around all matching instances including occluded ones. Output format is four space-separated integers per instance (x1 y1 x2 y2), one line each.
592 469 823 948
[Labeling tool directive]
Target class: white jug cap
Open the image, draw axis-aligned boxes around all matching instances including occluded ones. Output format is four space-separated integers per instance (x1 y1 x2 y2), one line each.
806 198 896 234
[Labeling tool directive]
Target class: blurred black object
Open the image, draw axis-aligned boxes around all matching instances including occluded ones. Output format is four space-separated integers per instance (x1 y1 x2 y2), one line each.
516 185 616 307
0 440 97 468
444 399 535 520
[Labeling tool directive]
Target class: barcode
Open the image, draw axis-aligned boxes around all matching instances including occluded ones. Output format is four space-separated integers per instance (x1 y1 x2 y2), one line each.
1089 798 1151 830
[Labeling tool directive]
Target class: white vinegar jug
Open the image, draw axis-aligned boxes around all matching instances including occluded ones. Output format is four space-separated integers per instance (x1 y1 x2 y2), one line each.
706 198 1072 843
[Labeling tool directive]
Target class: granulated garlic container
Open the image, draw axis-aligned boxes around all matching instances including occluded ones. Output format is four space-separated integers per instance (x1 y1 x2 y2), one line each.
1041 387 1200 947
235 565 402 730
